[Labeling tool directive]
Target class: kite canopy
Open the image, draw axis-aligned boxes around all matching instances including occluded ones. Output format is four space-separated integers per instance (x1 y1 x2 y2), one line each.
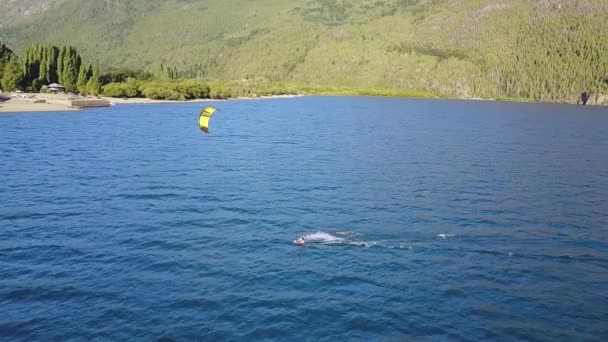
199 106 217 133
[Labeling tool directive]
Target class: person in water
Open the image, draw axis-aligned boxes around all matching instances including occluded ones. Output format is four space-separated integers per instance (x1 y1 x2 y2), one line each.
295 236 306 245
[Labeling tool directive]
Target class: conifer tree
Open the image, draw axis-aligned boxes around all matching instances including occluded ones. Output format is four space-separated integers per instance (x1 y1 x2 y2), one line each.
1 57 24 91
0 41 15 82
57 46 67 86
48 46 59 83
39 46 48 84
76 63 89 94
86 65 101 95
60 47 80 92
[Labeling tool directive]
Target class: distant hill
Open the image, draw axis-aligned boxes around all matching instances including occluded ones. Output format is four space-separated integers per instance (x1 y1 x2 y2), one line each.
0 0 64 27
1 0 607 102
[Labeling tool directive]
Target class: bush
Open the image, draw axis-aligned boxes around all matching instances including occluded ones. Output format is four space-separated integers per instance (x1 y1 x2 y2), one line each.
141 85 185 100
103 82 139 97
175 80 210 99
207 83 231 99
138 80 212 100
31 79 44 92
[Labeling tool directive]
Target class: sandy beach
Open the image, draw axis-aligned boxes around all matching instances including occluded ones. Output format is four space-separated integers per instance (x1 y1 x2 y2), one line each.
0 94 78 113
0 93 304 113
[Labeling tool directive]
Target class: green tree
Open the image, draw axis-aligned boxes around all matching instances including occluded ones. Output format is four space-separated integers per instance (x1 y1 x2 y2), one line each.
0 41 15 83
47 46 59 83
160 62 179 80
60 47 80 92
86 65 101 95
57 46 66 84
1 57 24 91
76 63 90 94
23 44 64 87
0 41 13 61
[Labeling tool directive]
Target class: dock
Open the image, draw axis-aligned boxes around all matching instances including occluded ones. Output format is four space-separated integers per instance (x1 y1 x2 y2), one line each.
38 94 111 109
68 98 111 109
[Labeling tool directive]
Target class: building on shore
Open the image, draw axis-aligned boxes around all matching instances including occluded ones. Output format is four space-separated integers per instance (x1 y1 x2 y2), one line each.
47 83 65 94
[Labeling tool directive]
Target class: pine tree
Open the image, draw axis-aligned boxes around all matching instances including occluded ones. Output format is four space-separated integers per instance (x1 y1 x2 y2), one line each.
86 64 93 80
0 41 13 61
23 43 42 87
61 47 80 92
159 62 179 80
1 56 24 91
0 41 15 83
57 46 67 86
48 46 59 83
86 65 101 95
39 46 48 84
76 63 89 94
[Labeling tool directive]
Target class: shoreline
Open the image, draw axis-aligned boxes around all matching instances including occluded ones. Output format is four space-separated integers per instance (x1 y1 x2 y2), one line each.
104 94 305 105
1 92 602 113
0 93 305 113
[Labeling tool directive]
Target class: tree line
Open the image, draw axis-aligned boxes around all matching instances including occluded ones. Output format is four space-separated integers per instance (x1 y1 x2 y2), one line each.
2 41 309 100
0 42 101 94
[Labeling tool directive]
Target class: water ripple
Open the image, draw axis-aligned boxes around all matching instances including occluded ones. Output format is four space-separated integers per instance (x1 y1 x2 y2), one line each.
0 98 607 340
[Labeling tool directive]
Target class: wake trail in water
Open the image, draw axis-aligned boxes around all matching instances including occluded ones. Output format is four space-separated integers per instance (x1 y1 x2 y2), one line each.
296 231 344 244
294 231 412 249
293 232 603 262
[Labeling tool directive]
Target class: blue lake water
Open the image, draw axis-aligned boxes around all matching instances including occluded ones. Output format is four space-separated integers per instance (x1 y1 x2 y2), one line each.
1 97 607 340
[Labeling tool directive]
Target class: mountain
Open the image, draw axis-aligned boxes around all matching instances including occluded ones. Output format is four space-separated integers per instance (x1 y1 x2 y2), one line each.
1 0 607 102
0 0 64 27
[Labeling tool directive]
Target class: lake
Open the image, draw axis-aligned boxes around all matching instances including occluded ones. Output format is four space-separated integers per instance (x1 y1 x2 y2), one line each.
1 97 607 340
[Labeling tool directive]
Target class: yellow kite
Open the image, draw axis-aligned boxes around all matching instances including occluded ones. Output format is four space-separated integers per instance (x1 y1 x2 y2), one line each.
199 106 217 133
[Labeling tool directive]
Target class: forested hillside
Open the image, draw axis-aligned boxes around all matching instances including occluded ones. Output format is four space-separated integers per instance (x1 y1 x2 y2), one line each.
1 0 607 103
